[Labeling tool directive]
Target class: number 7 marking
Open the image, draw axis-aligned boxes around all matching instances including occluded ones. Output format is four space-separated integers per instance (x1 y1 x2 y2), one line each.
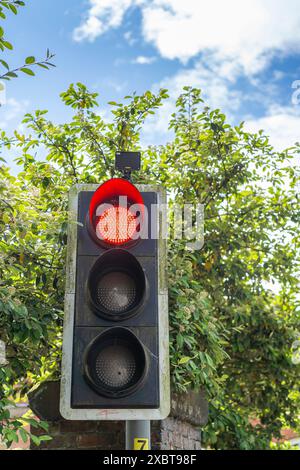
133 438 149 450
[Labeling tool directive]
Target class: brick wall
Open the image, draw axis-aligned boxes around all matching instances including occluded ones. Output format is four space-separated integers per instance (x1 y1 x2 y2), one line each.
154 418 201 450
30 418 201 450
28 381 206 450
31 420 124 450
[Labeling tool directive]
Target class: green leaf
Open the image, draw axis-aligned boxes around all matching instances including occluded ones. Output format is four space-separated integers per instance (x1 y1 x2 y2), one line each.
4 71 17 79
38 421 49 432
0 59 9 70
37 63 49 70
25 56 35 65
20 68 35 76
8 4 18 14
6 429 18 443
30 434 40 446
19 427 28 443
178 356 192 364
2 40 13 50
21 418 40 428
39 435 52 442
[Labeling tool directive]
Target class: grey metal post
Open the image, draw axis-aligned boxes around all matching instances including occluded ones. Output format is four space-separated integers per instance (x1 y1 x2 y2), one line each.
126 420 151 450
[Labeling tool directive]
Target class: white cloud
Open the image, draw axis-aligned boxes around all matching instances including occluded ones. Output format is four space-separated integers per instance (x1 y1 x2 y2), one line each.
141 0 300 73
124 30 137 46
0 98 29 129
272 70 286 82
245 105 300 150
74 0 300 151
115 55 157 66
73 0 135 42
141 59 243 145
162 58 242 110
107 79 128 93
132 55 156 64
74 0 300 74
142 69 300 151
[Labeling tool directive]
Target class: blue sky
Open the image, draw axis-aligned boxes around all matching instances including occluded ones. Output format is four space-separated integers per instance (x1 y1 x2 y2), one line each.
1 0 300 167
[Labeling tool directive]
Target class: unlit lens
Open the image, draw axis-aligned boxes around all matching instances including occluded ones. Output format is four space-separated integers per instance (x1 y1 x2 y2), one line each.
84 327 148 397
95 344 136 389
88 249 146 321
97 272 136 313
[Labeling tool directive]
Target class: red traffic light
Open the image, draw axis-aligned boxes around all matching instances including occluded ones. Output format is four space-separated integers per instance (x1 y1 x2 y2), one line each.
88 178 144 247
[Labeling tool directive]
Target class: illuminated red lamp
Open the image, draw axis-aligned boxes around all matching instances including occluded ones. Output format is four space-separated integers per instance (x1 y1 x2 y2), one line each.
88 178 144 247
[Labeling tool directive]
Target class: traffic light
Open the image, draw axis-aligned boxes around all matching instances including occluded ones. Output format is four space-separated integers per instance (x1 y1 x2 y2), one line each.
60 179 170 420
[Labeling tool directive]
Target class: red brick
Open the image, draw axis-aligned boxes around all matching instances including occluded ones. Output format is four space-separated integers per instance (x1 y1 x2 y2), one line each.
60 420 97 433
76 433 107 449
97 421 123 433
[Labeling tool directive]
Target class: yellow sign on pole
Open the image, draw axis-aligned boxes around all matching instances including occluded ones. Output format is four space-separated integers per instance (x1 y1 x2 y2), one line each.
133 438 149 450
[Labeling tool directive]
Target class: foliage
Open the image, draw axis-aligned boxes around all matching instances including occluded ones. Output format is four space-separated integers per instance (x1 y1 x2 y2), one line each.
270 440 299 450
0 84 299 449
0 0 55 447
0 0 55 82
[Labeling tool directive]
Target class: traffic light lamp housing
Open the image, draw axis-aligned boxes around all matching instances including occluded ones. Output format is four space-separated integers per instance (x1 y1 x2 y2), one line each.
87 249 148 321
87 178 145 248
83 327 148 399
60 182 170 420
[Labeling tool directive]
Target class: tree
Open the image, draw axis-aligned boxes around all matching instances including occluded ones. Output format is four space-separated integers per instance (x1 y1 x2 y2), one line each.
0 0 55 448
0 84 299 449
0 1 55 82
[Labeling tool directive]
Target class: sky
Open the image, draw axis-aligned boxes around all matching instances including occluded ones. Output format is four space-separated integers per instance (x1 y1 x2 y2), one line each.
1 0 300 170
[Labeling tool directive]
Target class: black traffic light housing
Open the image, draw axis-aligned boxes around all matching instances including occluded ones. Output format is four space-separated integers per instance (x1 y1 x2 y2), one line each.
71 187 159 409
60 180 170 420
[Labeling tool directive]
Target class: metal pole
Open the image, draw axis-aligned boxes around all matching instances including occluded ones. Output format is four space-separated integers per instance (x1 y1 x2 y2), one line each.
126 420 151 450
